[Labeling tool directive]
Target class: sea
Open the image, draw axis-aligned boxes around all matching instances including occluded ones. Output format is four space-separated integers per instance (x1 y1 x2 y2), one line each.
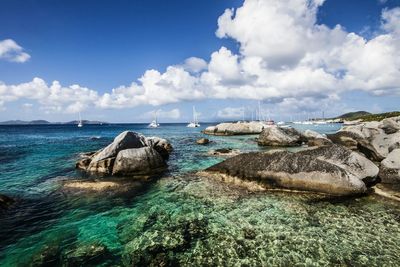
0 123 399 266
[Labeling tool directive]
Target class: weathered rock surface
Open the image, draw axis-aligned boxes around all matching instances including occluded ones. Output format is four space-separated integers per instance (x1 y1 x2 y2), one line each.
91 131 147 162
196 138 210 145
76 131 172 176
203 121 266 136
379 149 400 184
205 145 378 196
113 147 166 175
304 129 332 147
327 118 400 161
258 126 306 147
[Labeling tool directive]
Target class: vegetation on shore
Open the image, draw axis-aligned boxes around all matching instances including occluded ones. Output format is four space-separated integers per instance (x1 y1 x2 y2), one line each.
336 111 400 122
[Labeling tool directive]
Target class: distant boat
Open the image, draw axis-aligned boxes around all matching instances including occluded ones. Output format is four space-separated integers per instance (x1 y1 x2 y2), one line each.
277 121 285 125
148 111 160 128
187 106 200 128
265 120 275 125
77 112 83 128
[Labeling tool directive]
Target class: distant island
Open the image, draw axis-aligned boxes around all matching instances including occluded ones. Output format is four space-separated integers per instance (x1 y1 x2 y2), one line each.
0 120 108 125
334 111 400 122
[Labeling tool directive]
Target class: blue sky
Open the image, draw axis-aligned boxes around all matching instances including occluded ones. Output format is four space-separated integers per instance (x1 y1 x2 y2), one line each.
1 0 400 122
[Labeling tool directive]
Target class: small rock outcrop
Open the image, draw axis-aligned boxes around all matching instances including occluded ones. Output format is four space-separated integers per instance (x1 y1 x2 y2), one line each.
76 131 172 176
327 117 400 161
207 148 240 157
203 121 265 136
379 149 400 184
204 144 378 196
196 138 210 145
258 126 306 147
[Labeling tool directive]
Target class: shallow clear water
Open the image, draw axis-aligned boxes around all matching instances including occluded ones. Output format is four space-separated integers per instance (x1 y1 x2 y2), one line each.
0 123 399 266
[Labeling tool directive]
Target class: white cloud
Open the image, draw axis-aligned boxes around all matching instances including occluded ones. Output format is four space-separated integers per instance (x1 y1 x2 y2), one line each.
1 0 400 114
0 39 30 63
217 107 244 119
182 57 207 73
0 78 98 113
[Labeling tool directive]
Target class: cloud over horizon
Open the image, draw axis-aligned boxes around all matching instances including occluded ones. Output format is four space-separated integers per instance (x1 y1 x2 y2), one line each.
1 0 400 116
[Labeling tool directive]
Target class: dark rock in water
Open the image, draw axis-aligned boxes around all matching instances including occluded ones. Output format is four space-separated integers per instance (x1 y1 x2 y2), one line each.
112 147 166 176
0 194 15 210
205 144 378 196
63 243 109 266
122 215 207 266
258 126 306 147
196 138 210 145
76 131 172 176
208 148 240 157
31 245 61 267
379 149 400 184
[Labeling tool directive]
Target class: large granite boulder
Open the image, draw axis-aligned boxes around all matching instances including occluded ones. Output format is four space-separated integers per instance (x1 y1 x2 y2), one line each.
327 119 400 161
144 136 173 160
90 131 147 162
203 121 265 136
379 149 400 184
113 147 166 176
76 131 172 176
303 129 332 147
258 126 306 147
204 144 378 196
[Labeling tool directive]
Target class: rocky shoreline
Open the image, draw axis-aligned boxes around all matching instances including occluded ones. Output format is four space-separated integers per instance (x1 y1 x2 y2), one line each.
69 117 400 200
200 117 400 198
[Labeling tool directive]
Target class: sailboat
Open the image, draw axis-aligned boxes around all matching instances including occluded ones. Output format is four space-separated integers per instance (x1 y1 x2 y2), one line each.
148 111 160 128
77 112 83 127
187 106 200 128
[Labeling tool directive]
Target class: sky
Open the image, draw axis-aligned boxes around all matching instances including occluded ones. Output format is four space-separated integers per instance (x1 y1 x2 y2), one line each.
1 0 400 123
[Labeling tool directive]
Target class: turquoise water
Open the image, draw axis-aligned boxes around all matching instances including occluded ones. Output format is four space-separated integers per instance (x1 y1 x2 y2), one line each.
0 123 399 266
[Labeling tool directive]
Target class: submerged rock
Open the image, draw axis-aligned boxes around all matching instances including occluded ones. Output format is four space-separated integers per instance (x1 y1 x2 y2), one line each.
327 118 400 161
203 121 265 136
76 131 172 176
258 126 306 147
379 149 400 184
0 193 15 210
196 138 210 145
204 145 378 196
208 148 241 157
64 243 109 266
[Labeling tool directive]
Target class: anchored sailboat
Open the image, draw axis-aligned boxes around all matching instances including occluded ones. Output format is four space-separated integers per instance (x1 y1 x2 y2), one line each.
148 111 160 128
77 112 83 127
187 106 200 128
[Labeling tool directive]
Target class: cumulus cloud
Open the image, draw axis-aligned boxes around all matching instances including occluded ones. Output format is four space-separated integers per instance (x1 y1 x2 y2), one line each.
0 39 30 62
217 107 244 119
182 57 207 73
1 0 400 114
0 78 98 113
143 108 181 120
